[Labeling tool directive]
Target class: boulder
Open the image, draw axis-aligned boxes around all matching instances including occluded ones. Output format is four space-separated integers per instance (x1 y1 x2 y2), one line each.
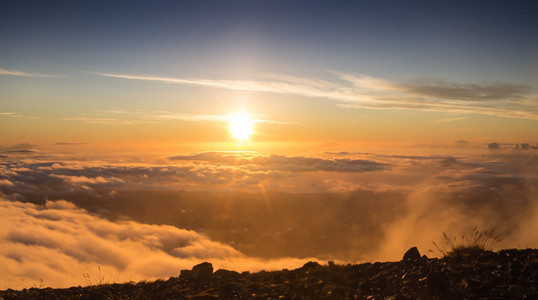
191 262 213 280
179 262 214 280
179 269 192 279
402 247 421 261
300 261 321 270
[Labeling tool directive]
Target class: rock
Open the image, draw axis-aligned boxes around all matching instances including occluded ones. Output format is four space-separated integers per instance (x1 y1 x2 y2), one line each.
179 269 192 279
425 272 451 296
214 269 240 279
180 262 214 280
402 247 421 261
191 262 213 280
219 282 238 297
300 261 321 270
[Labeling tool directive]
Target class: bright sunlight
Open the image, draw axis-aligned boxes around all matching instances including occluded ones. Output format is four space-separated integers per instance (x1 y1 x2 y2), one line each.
229 113 254 142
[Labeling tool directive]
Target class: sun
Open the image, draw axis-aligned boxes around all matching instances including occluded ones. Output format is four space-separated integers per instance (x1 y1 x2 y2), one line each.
229 113 254 142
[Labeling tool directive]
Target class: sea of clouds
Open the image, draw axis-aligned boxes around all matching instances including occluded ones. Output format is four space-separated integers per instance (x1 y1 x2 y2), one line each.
1 143 537 288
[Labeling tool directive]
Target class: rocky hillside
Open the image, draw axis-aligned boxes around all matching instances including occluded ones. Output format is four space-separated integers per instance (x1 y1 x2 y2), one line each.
1 248 538 299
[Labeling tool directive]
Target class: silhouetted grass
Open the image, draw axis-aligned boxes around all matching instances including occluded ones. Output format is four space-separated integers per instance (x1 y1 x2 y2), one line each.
432 227 502 259
83 265 105 286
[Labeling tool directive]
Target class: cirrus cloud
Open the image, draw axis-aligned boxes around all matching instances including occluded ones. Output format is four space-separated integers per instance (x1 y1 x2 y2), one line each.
92 71 538 120
0 67 64 78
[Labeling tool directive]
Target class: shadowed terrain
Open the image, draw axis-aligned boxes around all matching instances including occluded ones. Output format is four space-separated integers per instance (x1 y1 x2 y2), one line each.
2 248 538 299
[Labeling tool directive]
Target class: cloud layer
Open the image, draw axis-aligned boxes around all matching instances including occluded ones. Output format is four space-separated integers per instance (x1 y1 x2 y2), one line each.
0 151 390 198
169 152 389 173
1 146 538 288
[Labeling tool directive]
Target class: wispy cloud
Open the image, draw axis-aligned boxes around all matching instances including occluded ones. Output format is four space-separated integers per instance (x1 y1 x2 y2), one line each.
64 111 293 125
0 112 40 119
0 68 64 78
54 142 87 146
91 71 359 102
92 71 538 120
140 112 293 125
61 117 160 125
434 117 468 123
398 79 527 101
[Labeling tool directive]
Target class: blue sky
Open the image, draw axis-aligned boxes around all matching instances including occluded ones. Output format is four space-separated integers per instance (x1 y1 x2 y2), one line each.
2 0 537 81
1 0 538 147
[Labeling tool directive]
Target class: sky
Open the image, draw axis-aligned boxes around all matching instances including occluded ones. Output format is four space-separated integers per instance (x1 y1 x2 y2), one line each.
1 0 537 150
1 0 538 289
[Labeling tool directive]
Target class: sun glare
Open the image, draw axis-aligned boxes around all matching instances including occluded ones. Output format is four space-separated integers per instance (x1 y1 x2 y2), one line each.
229 113 254 142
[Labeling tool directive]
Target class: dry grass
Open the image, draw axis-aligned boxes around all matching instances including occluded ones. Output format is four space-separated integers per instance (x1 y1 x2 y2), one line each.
83 265 105 286
432 227 502 259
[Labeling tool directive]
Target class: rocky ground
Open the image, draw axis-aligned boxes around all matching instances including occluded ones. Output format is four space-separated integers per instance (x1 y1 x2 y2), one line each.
1 248 538 299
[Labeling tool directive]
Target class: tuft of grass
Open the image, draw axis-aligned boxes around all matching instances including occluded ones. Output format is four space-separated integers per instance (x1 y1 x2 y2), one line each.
82 272 93 286
432 227 502 259
82 265 105 286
